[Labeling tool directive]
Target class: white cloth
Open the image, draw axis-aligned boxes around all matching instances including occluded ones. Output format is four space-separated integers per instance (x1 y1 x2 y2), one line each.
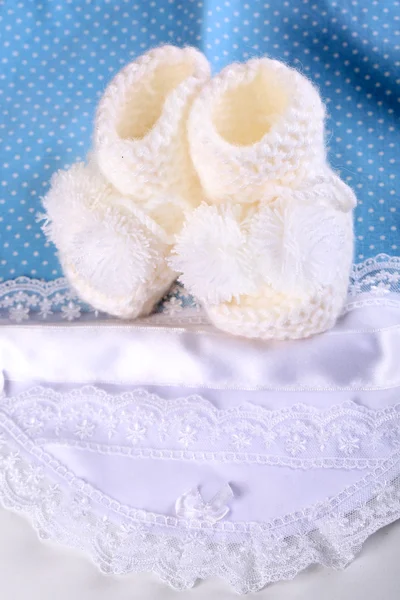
0 255 400 593
1 508 400 599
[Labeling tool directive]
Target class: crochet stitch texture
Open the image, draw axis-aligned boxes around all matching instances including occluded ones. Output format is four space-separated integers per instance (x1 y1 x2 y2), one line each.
172 58 356 340
42 46 210 318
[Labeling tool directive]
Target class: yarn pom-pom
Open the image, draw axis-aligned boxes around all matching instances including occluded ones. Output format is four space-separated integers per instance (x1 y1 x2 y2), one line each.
41 162 113 250
249 196 349 295
68 206 159 299
42 162 162 299
170 203 257 304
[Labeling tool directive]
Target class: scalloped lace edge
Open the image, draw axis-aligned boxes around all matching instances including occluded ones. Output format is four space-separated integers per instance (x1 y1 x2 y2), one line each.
0 412 400 593
5 386 400 470
0 254 399 324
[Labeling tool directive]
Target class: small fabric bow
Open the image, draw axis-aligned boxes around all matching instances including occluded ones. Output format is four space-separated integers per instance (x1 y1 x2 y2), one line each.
175 484 234 523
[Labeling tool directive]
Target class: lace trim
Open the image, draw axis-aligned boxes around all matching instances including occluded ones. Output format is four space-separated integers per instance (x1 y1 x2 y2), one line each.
35 440 389 470
3 407 394 533
3 386 400 468
0 422 399 593
0 278 202 324
347 254 400 301
0 254 399 323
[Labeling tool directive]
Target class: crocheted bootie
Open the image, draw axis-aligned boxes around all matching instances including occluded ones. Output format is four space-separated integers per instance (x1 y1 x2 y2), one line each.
172 58 356 340
43 46 210 319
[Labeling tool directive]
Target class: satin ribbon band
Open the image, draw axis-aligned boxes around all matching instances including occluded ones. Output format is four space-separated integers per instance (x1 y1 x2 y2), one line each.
1 306 400 391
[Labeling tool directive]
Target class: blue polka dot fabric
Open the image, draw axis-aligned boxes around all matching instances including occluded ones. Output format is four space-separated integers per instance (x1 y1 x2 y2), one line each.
0 0 399 283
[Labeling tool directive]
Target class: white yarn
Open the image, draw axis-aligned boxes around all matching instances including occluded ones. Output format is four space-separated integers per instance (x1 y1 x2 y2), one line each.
43 50 355 334
42 161 114 252
94 45 210 204
205 282 350 341
173 57 356 340
42 46 210 319
172 192 353 305
42 162 176 318
170 204 257 304
68 210 156 296
248 191 353 297
259 170 357 213
188 58 327 205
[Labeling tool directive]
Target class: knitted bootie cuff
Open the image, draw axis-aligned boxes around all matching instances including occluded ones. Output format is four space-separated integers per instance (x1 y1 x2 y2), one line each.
94 45 210 204
188 58 327 205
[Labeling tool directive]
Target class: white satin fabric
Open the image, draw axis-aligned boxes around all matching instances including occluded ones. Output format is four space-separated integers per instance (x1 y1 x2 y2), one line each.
1 299 400 392
0 290 400 592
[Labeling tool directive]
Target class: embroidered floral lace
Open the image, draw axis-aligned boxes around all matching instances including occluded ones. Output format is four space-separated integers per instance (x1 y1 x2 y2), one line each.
0 385 400 593
1 254 399 324
4 386 400 469
0 254 400 593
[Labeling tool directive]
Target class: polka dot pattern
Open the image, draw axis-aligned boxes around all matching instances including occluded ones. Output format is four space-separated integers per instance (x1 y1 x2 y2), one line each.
0 0 399 282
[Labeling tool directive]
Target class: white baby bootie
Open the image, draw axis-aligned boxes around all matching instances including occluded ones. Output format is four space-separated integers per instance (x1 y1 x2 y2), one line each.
43 45 210 318
172 58 356 340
